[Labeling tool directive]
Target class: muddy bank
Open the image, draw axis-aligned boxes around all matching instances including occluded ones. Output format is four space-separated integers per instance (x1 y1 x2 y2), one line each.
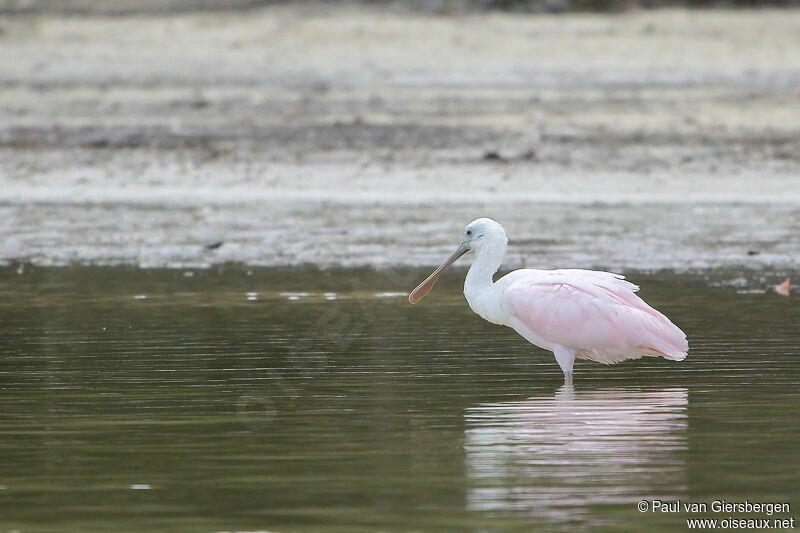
3 0 800 15
0 7 798 271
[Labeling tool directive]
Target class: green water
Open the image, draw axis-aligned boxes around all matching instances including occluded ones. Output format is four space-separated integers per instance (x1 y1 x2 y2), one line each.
0 266 798 532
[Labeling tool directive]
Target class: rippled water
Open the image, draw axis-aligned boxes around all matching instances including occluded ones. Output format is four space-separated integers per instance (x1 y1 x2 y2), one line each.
0 266 798 532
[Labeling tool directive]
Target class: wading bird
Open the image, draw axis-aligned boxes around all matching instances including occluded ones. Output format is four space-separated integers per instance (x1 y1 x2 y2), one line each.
409 218 687 383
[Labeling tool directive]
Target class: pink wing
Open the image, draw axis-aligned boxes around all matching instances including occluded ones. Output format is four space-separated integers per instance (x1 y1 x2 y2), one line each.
501 269 688 364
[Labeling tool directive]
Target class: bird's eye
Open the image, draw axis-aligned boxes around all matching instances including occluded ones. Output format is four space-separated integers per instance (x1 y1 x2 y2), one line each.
466 230 472 236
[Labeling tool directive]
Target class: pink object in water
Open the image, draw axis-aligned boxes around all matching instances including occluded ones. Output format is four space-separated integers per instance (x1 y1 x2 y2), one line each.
409 218 688 383
775 279 790 297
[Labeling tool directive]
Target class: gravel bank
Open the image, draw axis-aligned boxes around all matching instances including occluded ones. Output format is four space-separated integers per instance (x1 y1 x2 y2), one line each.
1 6 799 270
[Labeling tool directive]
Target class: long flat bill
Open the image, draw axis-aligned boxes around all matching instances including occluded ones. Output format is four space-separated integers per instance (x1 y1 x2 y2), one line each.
408 247 468 304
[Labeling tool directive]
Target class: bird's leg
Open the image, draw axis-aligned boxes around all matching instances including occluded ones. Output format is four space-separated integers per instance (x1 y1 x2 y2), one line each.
553 345 576 385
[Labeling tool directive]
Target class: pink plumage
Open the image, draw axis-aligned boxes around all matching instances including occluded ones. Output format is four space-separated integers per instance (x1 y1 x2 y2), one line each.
501 269 688 365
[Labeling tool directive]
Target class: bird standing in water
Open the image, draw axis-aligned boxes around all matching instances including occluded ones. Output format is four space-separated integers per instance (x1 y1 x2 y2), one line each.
409 218 688 384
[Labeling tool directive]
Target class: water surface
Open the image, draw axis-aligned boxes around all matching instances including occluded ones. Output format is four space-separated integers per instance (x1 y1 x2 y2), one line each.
0 266 798 531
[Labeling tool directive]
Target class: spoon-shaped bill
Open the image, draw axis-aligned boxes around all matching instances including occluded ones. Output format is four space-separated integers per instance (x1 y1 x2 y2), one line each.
408 246 469 304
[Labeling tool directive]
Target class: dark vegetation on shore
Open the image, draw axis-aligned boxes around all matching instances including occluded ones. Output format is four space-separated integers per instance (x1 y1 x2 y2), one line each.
1 0 797 15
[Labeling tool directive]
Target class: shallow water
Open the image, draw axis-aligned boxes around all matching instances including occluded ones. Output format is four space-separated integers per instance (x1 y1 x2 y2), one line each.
0 266 798 532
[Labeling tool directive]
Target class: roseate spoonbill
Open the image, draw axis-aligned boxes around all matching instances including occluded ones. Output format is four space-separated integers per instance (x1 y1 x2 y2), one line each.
409 218 688 383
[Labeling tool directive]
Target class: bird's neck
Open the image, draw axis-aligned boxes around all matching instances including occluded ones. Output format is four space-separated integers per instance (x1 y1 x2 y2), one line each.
464 243 505 301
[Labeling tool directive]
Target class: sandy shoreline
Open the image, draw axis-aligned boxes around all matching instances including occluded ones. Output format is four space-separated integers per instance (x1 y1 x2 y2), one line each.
1 6 799 270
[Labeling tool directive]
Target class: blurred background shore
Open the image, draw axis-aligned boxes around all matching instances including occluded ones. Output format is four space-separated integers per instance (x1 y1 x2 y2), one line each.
1 1 799 271
4 0 800 14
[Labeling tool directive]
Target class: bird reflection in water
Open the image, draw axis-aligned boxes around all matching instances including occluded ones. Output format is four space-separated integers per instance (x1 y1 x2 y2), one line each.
464 387 688 526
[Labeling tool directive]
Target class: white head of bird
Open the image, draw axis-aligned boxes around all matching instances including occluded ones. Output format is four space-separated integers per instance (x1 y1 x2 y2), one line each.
408 217 507 305
461 217 508 259
408 217 688 384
